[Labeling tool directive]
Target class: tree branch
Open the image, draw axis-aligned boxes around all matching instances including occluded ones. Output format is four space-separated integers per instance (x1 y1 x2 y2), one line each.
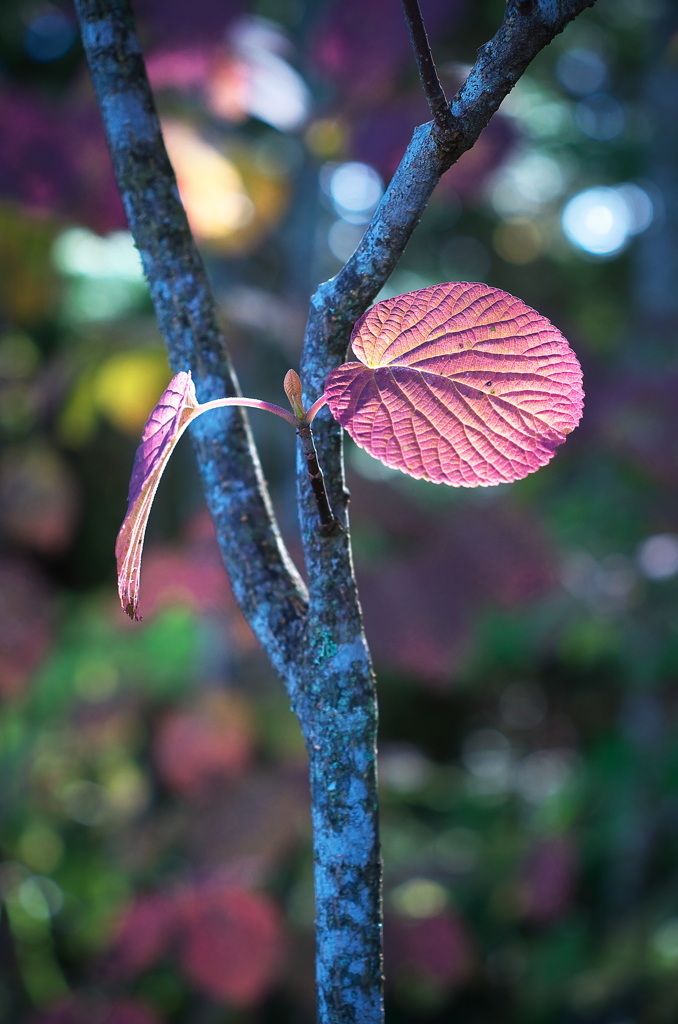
72 0 308 685
402 0 456 138
74 2 598 1022
298 0 597 579
295 4 596 1016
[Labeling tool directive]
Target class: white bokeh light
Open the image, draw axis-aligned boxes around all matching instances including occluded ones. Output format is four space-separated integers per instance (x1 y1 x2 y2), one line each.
575 94 625 141
52 229 144 279
229 17 311 131
636 534 678 580
490 150 566 217
514 749 578 804
17 876 64 920
561 183 654 257
461 729 512 794
324 161 384 223
327 219 364 262
562 187 629 254
616 183 655 234
555 47 607 96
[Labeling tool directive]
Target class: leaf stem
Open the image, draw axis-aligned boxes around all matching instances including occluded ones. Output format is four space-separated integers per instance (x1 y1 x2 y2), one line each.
304 395 329 424
401 0 456 140
198 397 299 428
200 394 338 533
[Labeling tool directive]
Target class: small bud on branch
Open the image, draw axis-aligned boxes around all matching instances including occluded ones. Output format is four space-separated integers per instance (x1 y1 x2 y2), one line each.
284 369 306 420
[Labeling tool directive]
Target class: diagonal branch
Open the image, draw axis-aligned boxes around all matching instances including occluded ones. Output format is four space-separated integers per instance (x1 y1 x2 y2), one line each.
402 0 456 138
298 0 598 597
72 0 309 684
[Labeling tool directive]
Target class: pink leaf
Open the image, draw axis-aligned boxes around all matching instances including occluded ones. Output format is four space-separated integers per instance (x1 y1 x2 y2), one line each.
324 282 584 487
115 371 199 619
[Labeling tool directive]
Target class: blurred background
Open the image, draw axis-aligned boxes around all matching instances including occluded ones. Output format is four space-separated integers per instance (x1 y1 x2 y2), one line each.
1 0 678 1021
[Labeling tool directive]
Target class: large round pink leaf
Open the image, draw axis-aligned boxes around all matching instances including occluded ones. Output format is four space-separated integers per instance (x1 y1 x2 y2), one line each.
324 282 584 486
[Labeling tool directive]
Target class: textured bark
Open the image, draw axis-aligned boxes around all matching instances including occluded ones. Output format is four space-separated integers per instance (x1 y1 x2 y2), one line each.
73 0 307 687
74 1 597 1021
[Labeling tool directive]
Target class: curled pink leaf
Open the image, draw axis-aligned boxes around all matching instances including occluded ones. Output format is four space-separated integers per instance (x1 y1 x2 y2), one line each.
115 372 299 620
115 371 199 619
324 282 584 487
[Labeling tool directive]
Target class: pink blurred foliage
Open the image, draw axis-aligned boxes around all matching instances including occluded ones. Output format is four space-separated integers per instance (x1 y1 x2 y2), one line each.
0 9 242 235
311 0 465 107
0 19 242 235
146 46 215 89
521 834 577 924
110 893 176 976
359 551 473 682
33 996 161 1024
146 45 253 125
386 911 474 988
0 556 53 698
114 510 259 659
133 0 241 48
351 477 555 685
110 879 284 1006
153 691 254 797
128 544 232 616
123 502 234 619
177 882 285 1004
184 763 309 873
0 89 125 233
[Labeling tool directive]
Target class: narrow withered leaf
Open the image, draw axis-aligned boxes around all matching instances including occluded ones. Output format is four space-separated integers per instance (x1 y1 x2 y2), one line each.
324 282 584 487
115 371 199 619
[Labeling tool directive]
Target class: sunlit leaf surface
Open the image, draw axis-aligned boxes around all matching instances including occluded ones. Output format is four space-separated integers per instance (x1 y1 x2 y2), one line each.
115 372 199 619
324 282 584 486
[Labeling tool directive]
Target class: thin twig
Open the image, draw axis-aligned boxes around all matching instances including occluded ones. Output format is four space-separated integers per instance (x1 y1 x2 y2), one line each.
401 0 455 138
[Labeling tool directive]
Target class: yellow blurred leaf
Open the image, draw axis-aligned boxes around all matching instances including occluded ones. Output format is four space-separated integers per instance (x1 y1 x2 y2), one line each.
162 120 288 254
94 351 172 435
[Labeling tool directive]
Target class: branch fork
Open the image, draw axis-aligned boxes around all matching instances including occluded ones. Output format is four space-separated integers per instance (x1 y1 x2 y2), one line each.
401 0 457 142
75 0 598 1018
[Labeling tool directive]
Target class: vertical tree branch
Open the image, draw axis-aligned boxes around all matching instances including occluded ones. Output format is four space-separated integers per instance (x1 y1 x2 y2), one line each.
296 2 597 1022
304 685 383 1024
72 0 308 684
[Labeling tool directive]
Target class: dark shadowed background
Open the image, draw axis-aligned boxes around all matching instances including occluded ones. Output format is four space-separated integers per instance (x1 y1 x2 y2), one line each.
1 0 678 1021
